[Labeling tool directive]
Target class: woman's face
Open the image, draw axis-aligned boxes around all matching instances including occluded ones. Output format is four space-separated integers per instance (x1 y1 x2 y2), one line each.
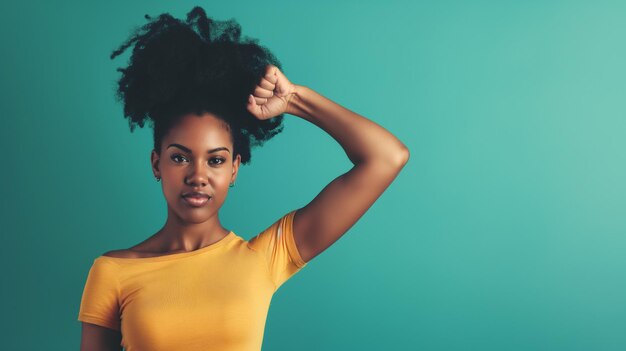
151 112 241 224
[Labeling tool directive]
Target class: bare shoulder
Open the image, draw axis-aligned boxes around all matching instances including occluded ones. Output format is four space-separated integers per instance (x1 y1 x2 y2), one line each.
102 249 141 259
102 238 156 258
102 242 171 259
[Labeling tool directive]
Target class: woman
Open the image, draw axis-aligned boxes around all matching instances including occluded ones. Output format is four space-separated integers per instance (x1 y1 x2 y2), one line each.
78 6 409 351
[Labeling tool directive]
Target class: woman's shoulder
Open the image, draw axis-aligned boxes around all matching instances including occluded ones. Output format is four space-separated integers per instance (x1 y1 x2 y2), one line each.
101 240 157 258
101 234 163 258
101 249 141 259
102 243 166 258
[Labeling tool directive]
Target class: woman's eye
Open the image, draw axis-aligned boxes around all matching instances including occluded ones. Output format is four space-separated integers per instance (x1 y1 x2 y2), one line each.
210 157 226 165
171 154 188 163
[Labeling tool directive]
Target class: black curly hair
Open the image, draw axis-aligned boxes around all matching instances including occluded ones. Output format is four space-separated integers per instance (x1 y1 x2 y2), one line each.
110 6 286 165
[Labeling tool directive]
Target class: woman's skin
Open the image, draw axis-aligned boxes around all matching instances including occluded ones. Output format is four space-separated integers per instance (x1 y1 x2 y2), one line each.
103 64 409 262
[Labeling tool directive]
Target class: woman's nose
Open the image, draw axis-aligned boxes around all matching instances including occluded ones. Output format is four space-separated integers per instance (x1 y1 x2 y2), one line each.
185 162 208 186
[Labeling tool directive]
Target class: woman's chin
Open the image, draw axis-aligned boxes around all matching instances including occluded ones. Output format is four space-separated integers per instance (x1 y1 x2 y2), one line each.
177 211 211 224
166 196 223 223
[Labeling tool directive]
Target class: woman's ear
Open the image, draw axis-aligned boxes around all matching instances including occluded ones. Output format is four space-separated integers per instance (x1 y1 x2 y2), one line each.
151 149 160 177
231 154 241 182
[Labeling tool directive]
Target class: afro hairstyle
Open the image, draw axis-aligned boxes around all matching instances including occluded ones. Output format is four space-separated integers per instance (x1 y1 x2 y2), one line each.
109 6 286 165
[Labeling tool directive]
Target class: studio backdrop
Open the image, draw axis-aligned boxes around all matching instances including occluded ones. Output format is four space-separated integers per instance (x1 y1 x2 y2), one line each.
1 0 624 350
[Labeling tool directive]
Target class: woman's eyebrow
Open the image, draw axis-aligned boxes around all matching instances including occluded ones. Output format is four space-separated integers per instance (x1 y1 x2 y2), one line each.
167 143 231 154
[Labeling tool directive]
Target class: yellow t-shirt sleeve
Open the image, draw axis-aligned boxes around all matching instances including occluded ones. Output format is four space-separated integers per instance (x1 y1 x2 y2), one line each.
77 258 121 331
247 209 307 291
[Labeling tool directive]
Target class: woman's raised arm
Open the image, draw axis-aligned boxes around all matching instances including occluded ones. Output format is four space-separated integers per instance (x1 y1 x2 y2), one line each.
248 65 409 264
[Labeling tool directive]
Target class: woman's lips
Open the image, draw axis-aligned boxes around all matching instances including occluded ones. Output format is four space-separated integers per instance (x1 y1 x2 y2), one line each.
181 195 211 207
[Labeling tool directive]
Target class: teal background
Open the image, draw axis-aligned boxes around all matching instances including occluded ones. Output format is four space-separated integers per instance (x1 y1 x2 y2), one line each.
1 0 625 350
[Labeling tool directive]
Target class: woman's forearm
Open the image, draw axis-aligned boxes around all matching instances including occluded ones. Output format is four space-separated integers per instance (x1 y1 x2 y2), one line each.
286 84 409 166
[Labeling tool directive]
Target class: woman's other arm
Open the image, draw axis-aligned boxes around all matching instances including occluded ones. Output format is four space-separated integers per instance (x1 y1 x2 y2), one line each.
80 323 122 351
